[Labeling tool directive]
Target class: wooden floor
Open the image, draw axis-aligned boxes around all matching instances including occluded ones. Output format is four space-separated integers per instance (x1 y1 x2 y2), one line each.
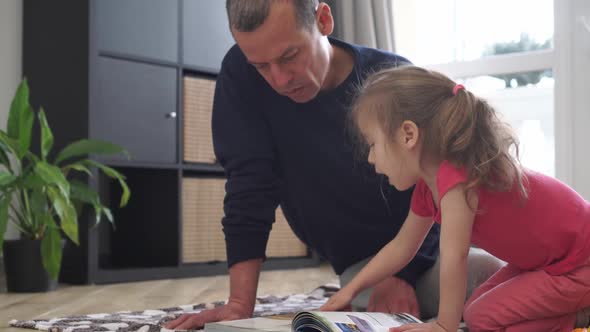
0 264 338 332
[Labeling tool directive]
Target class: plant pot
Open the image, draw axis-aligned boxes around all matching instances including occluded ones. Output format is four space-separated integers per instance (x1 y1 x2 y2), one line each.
2 239 58 292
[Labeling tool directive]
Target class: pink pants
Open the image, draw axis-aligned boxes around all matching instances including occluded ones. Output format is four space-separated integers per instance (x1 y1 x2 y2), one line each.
463 259 590 332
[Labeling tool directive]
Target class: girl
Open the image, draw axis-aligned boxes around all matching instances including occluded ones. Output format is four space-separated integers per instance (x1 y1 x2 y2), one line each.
320 66 590 332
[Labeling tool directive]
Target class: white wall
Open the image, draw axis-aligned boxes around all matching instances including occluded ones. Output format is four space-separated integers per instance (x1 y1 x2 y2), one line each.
0 0 22 240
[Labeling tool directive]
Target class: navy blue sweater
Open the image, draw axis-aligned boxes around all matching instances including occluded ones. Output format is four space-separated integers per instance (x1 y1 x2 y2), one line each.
212 38 439 285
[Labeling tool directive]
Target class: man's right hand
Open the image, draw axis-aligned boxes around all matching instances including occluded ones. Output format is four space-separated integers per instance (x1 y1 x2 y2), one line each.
165 259 263 330
319 286 355 312
164 300 252 330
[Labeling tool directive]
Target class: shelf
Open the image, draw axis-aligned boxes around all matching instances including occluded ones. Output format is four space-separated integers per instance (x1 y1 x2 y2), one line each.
92 255 322 284
182 69 217 79
24 0 321 286
98 51 181 69
98 168 180 270
96 159 181 171
181 64 222 76
182 162 224 173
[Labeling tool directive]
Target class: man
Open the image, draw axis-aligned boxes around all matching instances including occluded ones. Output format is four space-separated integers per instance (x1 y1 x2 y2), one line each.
166 1 503 329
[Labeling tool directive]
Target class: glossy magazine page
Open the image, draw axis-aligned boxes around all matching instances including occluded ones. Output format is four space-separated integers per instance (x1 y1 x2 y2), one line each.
292 311 421 332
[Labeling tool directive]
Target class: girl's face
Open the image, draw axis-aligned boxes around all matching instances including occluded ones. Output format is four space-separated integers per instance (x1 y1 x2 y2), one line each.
361 116 421 191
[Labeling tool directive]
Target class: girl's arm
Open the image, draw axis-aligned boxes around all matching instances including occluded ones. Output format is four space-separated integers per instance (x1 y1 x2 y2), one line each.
436 184 476 332
320 211 434 311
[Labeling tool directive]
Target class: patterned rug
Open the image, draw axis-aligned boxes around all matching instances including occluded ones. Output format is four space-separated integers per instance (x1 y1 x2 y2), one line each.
9 284 339 332
9 284 468 332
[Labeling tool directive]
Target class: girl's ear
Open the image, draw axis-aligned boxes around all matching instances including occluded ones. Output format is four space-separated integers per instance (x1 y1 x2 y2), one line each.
399 120 420 150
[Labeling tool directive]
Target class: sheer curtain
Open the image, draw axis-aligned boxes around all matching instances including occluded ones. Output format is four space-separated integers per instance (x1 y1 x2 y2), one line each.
327 0 396 52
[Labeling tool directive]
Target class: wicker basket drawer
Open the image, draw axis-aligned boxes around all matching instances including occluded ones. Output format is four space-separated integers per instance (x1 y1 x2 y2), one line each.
183 76 216 164
181 178 308 264
267 207 308 258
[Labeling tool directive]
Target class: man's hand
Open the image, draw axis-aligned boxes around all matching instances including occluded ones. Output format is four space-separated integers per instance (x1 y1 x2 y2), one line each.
367 276 420 318
164 301 252 330
319 287 355 312
165 259 262 330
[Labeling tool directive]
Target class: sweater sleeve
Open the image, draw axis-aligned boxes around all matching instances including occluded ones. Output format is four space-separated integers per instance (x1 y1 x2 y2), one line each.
212 47 280 267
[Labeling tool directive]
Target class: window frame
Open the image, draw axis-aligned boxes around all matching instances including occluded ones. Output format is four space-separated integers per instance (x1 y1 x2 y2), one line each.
392 0 589 198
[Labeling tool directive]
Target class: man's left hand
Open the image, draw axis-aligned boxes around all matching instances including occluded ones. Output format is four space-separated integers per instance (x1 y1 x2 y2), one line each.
390 322 448 332
367 276 420 318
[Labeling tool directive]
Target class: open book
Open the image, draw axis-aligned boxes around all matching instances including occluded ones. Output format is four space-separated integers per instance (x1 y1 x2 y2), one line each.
203 311 421 332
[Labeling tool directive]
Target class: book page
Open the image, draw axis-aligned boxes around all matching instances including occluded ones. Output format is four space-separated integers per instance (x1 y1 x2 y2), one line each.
293 311 420 332
205 316 292 332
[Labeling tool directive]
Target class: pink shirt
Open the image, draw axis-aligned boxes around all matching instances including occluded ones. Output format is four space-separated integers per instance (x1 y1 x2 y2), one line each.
411 161 590 275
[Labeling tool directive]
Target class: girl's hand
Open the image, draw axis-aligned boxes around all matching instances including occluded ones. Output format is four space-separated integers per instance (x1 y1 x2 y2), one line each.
319 287 355 311
389 322 451 332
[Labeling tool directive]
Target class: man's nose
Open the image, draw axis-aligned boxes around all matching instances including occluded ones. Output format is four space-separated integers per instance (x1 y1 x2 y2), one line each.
269 63 292 89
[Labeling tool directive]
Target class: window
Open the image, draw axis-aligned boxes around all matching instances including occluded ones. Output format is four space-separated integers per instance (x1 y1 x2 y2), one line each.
392 0 555 176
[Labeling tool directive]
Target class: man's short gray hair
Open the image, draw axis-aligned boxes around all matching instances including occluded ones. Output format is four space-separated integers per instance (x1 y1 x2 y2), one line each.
226 0 320 32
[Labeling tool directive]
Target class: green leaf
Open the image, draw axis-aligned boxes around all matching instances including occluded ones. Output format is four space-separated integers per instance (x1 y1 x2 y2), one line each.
47 187 78 245
91 205 101 225
70 180 101 224
101 206 113 223
8 79 29 140
70 180 108 226
0 172 17 187
55 139 128 165
25 187 49 232
22 172 44 189
70 180 99 205
38 108 54 161
30 187 47 216
84 160 130 207
63 163 92 176
25 150 40 163
0 131 20 159
8 79 35 159
0 194 11 253
41 215 62 280
18 105 34 159
35 162 70 198
72 200 83 217
90 205 114 228
0 143 11 170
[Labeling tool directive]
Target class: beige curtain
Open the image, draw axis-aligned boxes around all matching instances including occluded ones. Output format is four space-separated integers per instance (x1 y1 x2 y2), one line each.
328 0 396 52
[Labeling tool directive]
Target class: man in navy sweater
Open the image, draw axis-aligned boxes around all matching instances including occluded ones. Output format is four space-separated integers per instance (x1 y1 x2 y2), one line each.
166 1 504 329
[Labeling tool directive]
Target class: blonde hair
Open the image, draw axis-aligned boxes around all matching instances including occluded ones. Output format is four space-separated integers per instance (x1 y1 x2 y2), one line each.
351 65 527 204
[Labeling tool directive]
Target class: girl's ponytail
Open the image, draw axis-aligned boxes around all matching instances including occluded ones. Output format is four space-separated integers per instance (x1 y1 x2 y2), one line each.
438 87 527 202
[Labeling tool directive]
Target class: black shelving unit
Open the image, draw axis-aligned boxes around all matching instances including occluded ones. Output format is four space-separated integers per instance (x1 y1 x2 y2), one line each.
23 0 320 285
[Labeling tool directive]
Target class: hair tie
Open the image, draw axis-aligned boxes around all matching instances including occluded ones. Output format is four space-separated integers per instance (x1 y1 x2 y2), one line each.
453 84 465 96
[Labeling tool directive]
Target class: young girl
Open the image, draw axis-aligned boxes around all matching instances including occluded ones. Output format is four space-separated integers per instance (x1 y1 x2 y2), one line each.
320 66 590 332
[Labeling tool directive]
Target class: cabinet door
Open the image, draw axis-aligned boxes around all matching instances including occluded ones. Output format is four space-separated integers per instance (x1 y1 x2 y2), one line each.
95 0 178 62
92 57 177 164
183 0 234 73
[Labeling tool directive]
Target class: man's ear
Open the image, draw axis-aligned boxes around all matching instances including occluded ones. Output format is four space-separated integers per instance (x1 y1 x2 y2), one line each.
316 3 334 36
399 120 420 150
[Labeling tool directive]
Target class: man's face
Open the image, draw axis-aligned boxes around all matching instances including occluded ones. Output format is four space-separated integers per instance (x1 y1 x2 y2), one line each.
232 2 331 103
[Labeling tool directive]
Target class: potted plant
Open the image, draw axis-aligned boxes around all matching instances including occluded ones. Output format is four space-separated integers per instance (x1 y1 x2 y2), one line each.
0 79 130 292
